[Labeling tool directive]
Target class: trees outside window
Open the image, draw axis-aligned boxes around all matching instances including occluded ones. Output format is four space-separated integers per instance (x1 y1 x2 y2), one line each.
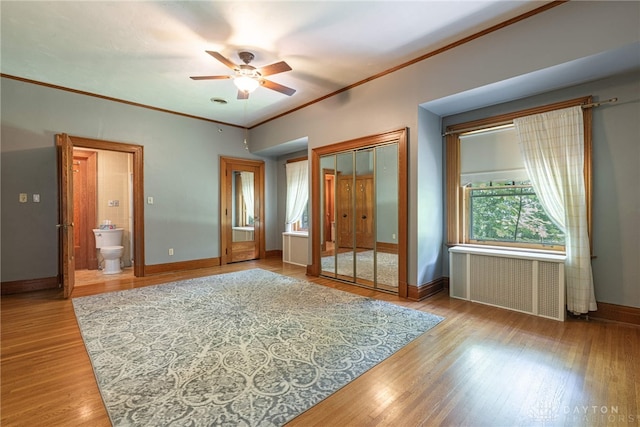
466 184 564 247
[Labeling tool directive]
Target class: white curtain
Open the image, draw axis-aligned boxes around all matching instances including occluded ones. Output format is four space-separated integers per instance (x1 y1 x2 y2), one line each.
285 160 309 228
514 106 597 314
240 172 254 222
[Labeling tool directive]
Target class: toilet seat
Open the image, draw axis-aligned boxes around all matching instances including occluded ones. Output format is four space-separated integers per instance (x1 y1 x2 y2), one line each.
101 245 124 254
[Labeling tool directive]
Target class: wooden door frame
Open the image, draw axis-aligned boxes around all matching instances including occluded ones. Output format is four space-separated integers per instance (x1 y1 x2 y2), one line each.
220 156 265 265
310 128 408 297
58 135 145 284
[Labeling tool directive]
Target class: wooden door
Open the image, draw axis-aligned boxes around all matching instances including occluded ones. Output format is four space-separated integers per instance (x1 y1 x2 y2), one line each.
355 175 374 249
337 175 353 248
56 134 75 298
220 157 265 264
73 150 98 270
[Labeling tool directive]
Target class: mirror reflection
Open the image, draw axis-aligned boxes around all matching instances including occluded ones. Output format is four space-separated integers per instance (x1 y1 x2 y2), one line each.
354 148 374 287
232 170 255 242
319 142 399 292
375 144 399 291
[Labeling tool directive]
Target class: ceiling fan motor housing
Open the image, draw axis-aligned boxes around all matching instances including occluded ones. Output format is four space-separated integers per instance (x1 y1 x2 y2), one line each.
238 51 255 65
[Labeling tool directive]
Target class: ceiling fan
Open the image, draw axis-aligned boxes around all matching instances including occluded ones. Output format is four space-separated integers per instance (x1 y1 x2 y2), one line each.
190 50 296 99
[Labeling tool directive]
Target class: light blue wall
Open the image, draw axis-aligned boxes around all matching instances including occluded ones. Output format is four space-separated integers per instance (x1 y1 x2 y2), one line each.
0 78 278 282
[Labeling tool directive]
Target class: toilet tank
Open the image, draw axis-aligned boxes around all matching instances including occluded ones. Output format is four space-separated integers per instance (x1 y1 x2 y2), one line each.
93 228 124 248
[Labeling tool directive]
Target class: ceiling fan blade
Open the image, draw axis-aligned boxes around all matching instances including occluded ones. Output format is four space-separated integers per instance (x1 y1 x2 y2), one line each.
258 61 292 77
261 79 296 96
237 90 250 100
206 50 238 70
190 75 232 80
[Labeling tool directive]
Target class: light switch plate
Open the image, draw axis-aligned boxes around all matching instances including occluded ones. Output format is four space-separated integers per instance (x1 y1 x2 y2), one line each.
19 193 27 203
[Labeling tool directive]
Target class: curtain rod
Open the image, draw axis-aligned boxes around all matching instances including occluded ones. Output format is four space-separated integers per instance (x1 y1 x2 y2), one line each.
442 97 618 137
582 97 618 109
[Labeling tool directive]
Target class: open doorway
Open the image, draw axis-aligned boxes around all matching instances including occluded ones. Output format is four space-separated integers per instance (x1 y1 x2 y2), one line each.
219 156 265 264
73 148 135 285
57 134 144 297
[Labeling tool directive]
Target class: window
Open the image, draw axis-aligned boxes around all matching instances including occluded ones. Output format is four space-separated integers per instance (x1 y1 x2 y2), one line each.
293 202 309 231
465 183 564 248
285 157 309 232
445 96 593 251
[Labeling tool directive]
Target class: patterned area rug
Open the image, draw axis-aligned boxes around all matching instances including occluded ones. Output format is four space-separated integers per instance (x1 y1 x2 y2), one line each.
321 250 398 287
73 268 443 426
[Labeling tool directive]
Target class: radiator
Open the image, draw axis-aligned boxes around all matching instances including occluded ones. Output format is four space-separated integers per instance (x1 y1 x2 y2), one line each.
449 246 566 321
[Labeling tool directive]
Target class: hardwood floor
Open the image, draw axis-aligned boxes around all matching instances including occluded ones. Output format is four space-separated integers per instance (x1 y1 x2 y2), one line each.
2 259 638 426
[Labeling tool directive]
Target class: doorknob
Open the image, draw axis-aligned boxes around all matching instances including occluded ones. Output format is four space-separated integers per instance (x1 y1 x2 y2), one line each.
342 214 347 218
361 215 367 219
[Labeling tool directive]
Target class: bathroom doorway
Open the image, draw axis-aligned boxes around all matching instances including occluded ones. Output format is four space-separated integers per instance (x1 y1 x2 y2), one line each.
73 147 134 284
57 134 144 297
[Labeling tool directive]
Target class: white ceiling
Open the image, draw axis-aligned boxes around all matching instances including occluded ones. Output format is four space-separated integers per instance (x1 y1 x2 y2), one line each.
1 0 552 128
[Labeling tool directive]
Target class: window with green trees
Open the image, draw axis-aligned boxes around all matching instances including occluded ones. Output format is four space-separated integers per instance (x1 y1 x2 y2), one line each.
445 97 592 252
466 184 564 247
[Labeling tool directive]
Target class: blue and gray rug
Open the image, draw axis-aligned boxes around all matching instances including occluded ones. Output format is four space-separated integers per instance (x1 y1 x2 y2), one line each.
73 268 443 426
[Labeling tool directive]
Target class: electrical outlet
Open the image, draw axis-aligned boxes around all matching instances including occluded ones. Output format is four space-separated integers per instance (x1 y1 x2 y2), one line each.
168 248 174 256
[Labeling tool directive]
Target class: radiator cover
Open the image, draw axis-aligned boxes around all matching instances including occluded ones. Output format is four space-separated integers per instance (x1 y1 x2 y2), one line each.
449 246 565 321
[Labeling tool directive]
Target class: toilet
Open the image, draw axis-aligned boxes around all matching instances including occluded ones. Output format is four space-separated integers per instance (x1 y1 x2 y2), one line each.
92 228 124 274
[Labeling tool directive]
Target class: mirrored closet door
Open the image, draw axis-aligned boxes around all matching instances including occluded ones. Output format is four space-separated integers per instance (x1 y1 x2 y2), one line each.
311 129 407 296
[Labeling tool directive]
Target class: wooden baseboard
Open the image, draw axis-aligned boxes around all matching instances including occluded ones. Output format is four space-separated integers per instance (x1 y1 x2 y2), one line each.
265 250 283 259
589 301 640 326
1 276 59 295
144 257 221 275
376 242 398 254
407 277 447 301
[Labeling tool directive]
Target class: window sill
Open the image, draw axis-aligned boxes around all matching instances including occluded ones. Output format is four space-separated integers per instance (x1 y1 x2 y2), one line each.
449 244 566 262
283 231 308 237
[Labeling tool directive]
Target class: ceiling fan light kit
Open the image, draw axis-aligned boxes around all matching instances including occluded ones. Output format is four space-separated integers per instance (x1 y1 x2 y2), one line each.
191 50 296 100
234 75 260 94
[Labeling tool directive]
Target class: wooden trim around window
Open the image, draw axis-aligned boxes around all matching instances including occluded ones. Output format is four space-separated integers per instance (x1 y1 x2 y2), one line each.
445 133 460 244
286 156 308 163
445 96 593 249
